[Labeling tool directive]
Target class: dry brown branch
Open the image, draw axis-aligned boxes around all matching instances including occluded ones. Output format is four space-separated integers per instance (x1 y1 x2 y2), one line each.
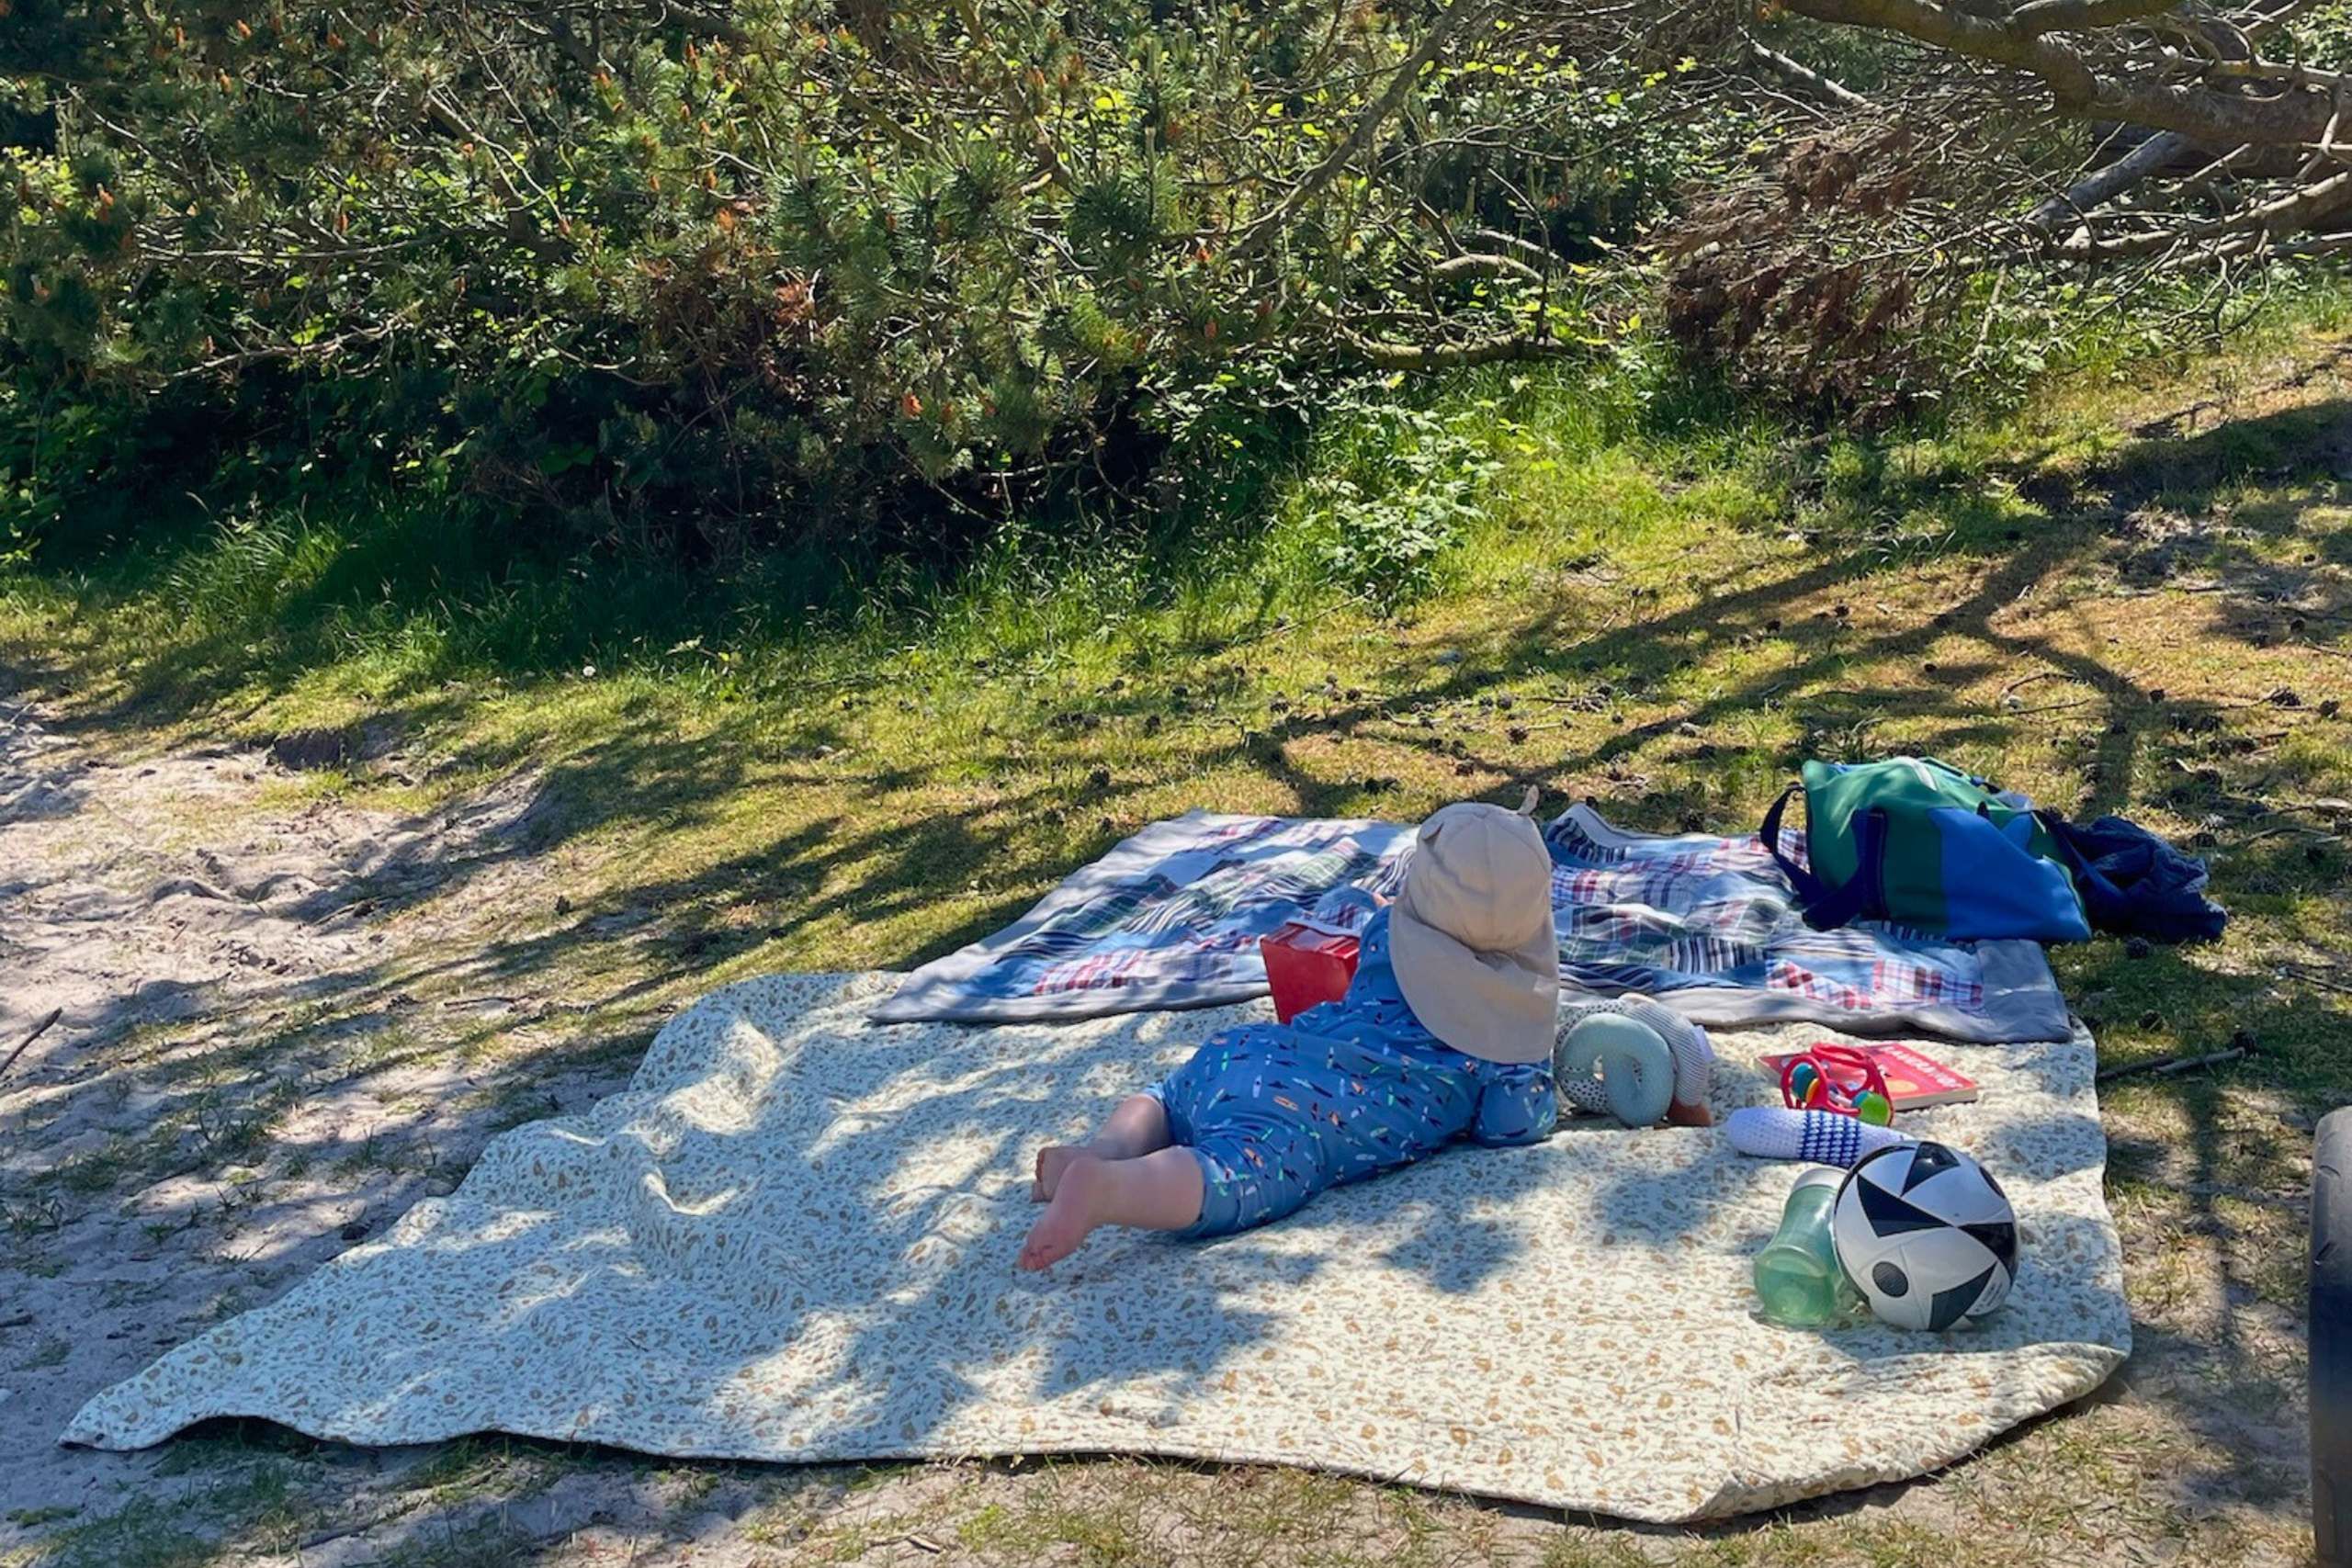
0 1009 63 1083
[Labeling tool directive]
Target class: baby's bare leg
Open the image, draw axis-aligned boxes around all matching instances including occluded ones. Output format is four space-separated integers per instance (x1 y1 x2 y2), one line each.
1033 1094 1171 1201
1018 1146 1204 1271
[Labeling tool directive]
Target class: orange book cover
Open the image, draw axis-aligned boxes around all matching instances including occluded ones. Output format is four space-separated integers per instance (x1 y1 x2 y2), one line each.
1757 1043 1981 1110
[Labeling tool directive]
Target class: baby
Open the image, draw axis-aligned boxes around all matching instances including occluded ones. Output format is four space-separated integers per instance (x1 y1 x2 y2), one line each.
1021 801 1560 1270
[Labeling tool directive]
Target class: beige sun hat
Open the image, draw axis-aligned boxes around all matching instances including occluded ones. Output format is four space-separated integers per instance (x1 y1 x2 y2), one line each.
1389 801 1559 1065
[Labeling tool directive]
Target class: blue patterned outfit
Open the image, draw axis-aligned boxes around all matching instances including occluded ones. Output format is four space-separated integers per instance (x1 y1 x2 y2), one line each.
1149 908 1557 1237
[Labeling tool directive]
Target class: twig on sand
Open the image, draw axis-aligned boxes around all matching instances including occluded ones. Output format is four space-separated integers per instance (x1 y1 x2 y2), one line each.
2096 1044 2246 1082
297 1510 416 1552
0 1009 62 1082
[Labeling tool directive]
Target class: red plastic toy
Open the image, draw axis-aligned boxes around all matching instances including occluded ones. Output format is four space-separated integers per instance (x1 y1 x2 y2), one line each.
1777 1042 1895 1125
1261 921 1362 1023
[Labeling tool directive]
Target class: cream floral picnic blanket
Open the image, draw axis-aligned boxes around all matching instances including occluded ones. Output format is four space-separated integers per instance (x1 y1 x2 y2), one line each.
65 974 2130 1522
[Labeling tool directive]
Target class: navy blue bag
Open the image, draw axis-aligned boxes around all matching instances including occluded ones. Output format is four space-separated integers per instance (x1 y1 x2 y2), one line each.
2039 814 2227 943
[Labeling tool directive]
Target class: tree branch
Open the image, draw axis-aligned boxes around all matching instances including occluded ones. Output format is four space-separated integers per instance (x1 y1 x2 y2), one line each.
657 1 749 47
1340 328 1582 369
1464 228 1562 268
2030 161 2352 257
2024 130 2188 232
1745 37 1874 109
1781 0 2338 148
1427 251 1544 284
1225 0 1487 263
2009 0 2185 36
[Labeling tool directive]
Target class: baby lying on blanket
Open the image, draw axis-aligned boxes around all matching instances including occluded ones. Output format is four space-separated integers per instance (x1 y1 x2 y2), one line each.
1022 801 1560 1270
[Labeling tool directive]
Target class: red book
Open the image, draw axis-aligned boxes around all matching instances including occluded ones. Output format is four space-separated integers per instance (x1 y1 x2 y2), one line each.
1261 920 1361 1024
1756 1042 1981 1110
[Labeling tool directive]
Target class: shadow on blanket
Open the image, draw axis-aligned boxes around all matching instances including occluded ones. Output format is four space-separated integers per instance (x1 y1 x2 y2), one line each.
68 975 2131 1526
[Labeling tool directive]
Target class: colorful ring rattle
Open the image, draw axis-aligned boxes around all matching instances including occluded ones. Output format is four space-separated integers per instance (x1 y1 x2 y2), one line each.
1777 1043 1894 1125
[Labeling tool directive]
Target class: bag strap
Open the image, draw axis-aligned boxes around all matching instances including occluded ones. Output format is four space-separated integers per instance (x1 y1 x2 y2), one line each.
1761 786 1887 930
2036 809 2117 903
1759 786 1834 904
1798 808 1884 931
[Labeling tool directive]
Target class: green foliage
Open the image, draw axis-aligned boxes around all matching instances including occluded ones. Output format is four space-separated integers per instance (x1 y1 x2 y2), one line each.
1294 401 1498 606
0 0 1718 591
8 0 2296 612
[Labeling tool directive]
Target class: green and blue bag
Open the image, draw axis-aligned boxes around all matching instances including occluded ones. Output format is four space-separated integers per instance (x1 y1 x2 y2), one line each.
1759 756 2091 942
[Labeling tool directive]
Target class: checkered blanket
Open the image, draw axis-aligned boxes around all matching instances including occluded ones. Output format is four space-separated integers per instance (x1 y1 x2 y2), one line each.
870 813 1413 1023
1544 804 2068 1042
871 805 2070 1043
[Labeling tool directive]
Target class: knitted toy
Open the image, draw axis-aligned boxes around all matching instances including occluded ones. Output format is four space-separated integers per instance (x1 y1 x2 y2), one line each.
1724 1105 1913 1168
1552 994 1717 1127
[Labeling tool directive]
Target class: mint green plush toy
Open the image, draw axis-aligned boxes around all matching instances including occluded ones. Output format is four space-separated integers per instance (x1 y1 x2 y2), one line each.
1552 995 1717 1127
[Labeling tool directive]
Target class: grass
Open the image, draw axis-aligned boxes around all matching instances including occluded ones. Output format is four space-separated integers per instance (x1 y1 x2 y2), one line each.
3 303 2350 1565
10 1502 215 1568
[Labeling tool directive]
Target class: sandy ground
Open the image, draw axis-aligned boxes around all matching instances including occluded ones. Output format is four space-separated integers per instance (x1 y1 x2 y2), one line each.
0 691 1611 1565
0 693 634 1548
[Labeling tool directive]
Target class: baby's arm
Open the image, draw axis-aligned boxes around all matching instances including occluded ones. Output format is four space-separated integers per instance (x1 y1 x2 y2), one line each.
1470 1063 1557 1146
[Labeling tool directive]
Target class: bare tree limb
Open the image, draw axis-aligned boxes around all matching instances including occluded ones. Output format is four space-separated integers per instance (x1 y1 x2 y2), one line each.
1428 252 1545 284
1340 328 1583 368
2035 154 2352 256
1781 0 2338 148
1465 227 1563 268
2025 130 2189 232
657 1 749 47
1225 0 1487 263
2010 0 2185 36
1746 37 1874 109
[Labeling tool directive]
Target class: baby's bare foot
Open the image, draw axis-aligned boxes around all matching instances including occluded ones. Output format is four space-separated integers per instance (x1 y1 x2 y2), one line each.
1019 1156 1107 1270
1032 1144 1086 1203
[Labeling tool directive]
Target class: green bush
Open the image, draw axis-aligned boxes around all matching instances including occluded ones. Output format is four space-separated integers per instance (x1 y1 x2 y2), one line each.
1295 403 1498 606
0 0 1712 592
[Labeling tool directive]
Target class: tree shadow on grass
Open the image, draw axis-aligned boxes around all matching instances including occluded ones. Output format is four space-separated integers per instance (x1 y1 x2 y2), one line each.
6 397 2351 1562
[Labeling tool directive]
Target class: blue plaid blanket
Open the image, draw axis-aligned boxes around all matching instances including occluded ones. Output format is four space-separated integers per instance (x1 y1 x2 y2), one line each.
1544 804 2067 1042
872 806 2069 1043
870 813 1413 1024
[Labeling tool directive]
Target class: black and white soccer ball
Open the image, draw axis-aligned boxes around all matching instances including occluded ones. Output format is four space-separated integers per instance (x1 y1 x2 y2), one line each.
1831 1141 2018 1331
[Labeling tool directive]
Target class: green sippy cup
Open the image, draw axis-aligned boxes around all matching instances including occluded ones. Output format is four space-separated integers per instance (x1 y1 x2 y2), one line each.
1753 1167 1867 1328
